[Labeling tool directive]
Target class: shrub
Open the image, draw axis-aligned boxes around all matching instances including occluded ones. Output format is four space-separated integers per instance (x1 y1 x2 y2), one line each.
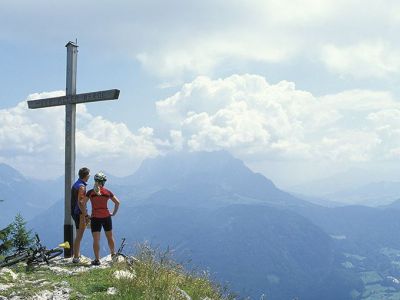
0 224 13 256
10 214 34 251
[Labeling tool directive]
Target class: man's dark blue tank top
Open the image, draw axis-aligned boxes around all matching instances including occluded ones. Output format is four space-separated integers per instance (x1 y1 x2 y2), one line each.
71 179 87 215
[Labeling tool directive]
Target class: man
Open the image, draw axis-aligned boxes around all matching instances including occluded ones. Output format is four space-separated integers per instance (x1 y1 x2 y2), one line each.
83 172 120 266
71 167 90 263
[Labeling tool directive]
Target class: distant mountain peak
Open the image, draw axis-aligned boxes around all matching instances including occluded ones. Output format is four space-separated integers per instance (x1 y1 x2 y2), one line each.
130 150 251 184
0 163 26 183
124 150 308 208
139 150 242 172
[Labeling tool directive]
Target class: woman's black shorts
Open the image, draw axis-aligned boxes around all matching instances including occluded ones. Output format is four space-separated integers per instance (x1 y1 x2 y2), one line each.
91 216 112 232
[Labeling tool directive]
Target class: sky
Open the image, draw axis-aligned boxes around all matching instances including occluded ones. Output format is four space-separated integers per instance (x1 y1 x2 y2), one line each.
1 0 400 189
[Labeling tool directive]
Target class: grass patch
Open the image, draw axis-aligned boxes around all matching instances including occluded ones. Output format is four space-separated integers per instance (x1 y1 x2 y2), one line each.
1 243 235 300
105 243 235 300
359 272 383 285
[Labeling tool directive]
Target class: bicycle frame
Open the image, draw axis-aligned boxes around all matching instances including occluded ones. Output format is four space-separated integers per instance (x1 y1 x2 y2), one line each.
113 238 138 266
0 233 66 268
116 237 126 255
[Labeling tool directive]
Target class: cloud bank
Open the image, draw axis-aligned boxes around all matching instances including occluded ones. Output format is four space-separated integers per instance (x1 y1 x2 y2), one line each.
2 74 400 180
157 74 400 163
0 92 165 178
2 0 400 81
321 42 400 79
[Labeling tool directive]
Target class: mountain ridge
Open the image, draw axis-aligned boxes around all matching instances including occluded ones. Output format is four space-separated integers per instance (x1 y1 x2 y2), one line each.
26 151 355 299
5 151 400 299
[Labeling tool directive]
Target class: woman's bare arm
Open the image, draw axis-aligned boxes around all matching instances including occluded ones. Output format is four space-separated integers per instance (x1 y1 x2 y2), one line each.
111 195 120 216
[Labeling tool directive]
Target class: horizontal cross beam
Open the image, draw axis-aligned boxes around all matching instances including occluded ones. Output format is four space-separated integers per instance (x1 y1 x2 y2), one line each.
27 89 120 109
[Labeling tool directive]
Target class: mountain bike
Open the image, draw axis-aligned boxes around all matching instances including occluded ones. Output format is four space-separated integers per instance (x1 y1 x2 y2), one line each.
0 234 68 268
112 238 138 265
0 247 31 267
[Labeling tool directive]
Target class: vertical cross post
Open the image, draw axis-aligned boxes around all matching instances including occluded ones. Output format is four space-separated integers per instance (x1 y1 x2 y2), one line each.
64 41 78 257
26 42 119 258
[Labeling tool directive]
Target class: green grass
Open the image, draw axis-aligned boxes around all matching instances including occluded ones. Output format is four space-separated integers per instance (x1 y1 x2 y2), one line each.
359 272 383 285
361 284 399 300
0 244 235 300
344 253 367 261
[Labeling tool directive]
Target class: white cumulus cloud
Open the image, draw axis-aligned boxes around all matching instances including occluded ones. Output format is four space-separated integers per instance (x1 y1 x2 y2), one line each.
0 92 168 179
156 74 400 163
320 42 400 79
2 0 400 81
3 74 400 181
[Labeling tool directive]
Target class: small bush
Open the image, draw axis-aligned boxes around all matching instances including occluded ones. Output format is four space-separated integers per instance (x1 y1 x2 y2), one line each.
10 214 34 251
0 224 13 256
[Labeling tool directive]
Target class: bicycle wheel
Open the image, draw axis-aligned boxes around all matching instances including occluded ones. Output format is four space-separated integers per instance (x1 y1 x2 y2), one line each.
45 248 63 261
27 251 44 266
4 249 29 261
0 251 30 267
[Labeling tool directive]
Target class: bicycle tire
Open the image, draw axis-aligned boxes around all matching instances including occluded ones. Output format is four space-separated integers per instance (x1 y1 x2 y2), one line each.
26 248 63 266
45 248 63 261
0 251 30 267
4 249 29 261
26 252 43 266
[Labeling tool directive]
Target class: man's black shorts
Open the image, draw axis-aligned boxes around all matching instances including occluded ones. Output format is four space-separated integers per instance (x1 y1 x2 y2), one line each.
91 216 112 232
72 214 80 229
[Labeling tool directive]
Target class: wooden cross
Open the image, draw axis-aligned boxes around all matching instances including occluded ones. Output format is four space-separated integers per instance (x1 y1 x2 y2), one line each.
27 41 120 257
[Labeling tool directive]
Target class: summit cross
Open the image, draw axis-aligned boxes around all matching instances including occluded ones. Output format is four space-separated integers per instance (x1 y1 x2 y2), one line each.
27 41 120 257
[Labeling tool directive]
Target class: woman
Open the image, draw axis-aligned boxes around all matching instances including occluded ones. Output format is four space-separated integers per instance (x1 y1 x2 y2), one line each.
84 172 120 266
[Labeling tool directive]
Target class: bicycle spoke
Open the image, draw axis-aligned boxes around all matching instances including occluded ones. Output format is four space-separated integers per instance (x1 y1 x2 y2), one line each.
45 249 63 261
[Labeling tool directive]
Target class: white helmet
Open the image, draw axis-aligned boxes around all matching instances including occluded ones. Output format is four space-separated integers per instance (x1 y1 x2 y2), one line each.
94 172 107 183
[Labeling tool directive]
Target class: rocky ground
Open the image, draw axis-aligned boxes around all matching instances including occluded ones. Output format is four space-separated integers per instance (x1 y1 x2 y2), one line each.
0 255 219 300
0 255 138 299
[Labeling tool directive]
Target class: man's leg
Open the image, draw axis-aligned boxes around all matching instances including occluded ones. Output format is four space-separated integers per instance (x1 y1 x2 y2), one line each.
73 214 85 259
74 227 85 258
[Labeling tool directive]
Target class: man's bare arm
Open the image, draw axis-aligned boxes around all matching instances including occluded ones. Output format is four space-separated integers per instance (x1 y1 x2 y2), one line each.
77 186 88 215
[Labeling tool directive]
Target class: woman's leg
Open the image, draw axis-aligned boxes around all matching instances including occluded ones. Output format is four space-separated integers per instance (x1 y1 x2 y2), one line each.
104 216 115 255
92 231 101 260
105 230 115 255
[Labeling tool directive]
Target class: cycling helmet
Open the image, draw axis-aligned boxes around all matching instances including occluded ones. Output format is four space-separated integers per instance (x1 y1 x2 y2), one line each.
94 172 107 183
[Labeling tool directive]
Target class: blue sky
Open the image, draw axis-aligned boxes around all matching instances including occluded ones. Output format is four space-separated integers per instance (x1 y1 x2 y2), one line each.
1 0 400 188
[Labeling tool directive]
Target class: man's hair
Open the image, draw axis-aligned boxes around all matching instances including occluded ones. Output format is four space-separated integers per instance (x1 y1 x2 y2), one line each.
78 167 90 179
